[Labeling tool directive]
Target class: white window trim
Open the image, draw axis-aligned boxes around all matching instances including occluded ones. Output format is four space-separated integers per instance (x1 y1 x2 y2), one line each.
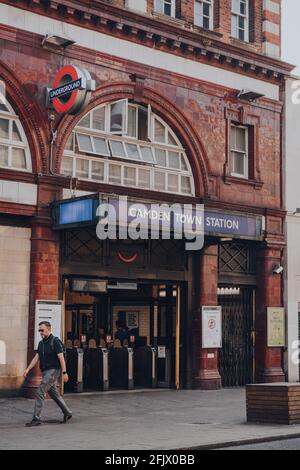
230 124 249 180
0 103 32 172
109 99 128 135
195 0 214 30
231 0 249 42
154 0 176 18
76 133 110 157
62 103 195 196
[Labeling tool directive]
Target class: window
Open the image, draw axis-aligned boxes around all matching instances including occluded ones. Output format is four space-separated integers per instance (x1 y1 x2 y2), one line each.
76 134 110 157
110 100 128 134
0 102 31 171
231 0 249 41
195 0 213 30
231 124 248 179
154 0 176 17
62 102 195 196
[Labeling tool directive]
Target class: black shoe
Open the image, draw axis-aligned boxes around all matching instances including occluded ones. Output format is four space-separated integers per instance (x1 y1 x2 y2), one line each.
26 419 41 428
63 414 72 424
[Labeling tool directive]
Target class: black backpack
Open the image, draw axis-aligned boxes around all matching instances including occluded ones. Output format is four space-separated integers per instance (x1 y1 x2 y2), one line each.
50 336 66 360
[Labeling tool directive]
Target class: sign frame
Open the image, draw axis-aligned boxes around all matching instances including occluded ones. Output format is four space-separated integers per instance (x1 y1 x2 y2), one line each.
202 306 222 349
47 65 95 115
267 307 285 348
34 300 63 350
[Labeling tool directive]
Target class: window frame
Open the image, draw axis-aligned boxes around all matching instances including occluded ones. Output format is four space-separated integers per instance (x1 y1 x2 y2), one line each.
0 104 32 172
231 0 249 42
230 123 249 180
195 0 214 30
154 0 176 18
62 102 195 196
109 99 129 135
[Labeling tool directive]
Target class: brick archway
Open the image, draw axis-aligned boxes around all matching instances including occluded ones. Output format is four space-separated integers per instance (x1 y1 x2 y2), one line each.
55 82 210 198
0 61 48 174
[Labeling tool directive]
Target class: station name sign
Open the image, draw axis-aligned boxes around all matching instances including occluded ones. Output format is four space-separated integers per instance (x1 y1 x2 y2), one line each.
52 195 263 240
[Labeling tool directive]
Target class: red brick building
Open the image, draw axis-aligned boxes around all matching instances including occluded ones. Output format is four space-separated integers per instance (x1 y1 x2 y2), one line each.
0 0 293 396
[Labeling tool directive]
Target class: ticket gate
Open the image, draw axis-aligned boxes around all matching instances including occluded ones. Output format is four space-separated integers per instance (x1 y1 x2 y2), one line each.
157 348 171 388
65 347 84 393
109 347 134 390
134 347 157 388
84 348 109 391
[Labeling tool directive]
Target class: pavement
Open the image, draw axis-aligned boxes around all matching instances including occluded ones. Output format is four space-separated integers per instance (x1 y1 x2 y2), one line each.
1 388 300 450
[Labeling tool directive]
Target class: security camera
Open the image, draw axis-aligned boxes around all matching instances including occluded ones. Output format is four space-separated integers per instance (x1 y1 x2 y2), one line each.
272 265 284 275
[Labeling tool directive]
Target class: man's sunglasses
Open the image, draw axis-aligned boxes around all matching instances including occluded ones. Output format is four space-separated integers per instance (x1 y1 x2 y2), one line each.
38 329 45 333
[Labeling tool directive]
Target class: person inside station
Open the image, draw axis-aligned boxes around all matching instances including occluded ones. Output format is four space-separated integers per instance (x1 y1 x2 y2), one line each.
115 320 129 347
97 326 106 347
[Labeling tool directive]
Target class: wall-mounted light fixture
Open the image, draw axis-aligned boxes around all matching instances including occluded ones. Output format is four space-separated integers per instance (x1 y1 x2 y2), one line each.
42 34 76 49
237 89 265 102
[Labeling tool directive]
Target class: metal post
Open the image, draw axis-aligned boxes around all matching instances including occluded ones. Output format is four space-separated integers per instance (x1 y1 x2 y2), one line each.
101 348 109 391
127 348 134 390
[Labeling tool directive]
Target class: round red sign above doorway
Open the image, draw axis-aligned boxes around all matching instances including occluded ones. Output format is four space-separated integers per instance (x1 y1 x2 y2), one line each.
49 65 95 115
117 252 139 264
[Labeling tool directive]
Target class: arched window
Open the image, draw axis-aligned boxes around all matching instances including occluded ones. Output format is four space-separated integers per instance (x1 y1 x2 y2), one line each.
61 101 195 196
0 101 32 172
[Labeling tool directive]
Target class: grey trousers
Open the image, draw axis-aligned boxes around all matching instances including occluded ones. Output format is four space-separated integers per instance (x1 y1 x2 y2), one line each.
33 369 72 421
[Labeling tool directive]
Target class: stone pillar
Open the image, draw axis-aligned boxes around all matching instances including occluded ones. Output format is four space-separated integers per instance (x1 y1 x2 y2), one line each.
255 245 285 383
193 245 222 390
25 219 60 399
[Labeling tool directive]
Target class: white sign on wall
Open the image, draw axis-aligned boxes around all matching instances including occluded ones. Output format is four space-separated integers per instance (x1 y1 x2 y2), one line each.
34 300 63 350
202 306 222 349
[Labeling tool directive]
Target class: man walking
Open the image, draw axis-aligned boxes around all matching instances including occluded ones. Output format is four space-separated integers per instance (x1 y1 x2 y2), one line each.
24 321 73 427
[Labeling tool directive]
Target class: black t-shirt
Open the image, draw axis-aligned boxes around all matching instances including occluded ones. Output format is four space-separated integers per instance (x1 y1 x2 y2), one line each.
37 335 64 372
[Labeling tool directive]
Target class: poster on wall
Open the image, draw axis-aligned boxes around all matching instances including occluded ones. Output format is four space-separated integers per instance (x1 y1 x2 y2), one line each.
267 307 285 347
126 312 139 331
202 306 222 349
34 300 63 350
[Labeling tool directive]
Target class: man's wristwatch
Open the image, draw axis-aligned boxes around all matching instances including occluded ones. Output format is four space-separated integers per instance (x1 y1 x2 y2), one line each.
62 371 67 375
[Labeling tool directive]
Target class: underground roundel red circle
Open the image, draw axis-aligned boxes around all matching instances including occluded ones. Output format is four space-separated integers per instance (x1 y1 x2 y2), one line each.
50 65 95 115
52 65 80 114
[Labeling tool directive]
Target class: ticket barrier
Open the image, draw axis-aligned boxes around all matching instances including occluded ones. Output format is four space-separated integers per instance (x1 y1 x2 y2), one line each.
134 346 157 388
85 348 109 391
65 347 84 393
157 348 171 388
109 347 134 390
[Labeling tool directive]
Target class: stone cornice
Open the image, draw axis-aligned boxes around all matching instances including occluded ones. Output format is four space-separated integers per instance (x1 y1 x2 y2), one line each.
0 0 294 83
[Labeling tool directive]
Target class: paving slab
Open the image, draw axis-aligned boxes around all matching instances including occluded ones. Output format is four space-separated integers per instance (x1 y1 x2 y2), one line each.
1 389 300 450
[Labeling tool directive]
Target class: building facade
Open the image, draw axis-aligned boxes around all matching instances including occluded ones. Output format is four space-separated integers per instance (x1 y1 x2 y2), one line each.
285 76 300 384
0 0 293 396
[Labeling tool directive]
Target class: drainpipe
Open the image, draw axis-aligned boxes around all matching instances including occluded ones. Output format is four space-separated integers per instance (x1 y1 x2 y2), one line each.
49 113 57 175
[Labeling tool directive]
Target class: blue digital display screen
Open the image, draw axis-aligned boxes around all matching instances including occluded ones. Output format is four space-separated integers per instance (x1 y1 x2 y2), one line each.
59 199 94 226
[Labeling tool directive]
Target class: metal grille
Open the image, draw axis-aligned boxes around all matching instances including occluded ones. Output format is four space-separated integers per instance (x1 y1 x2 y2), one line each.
61 230 186 271
218 288 254 387
219 243 255 274
61 229 105 263
149 239 186 270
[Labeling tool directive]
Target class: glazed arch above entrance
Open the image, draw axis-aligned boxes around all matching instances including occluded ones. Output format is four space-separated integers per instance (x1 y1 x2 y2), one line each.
61 100 195 197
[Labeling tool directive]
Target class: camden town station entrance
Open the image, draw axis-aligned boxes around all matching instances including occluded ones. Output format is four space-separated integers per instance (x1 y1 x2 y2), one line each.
54 196 260 393
61 233 189 393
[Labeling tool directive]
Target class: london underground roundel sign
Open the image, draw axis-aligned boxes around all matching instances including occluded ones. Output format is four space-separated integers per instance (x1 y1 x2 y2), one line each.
48 66 95 115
